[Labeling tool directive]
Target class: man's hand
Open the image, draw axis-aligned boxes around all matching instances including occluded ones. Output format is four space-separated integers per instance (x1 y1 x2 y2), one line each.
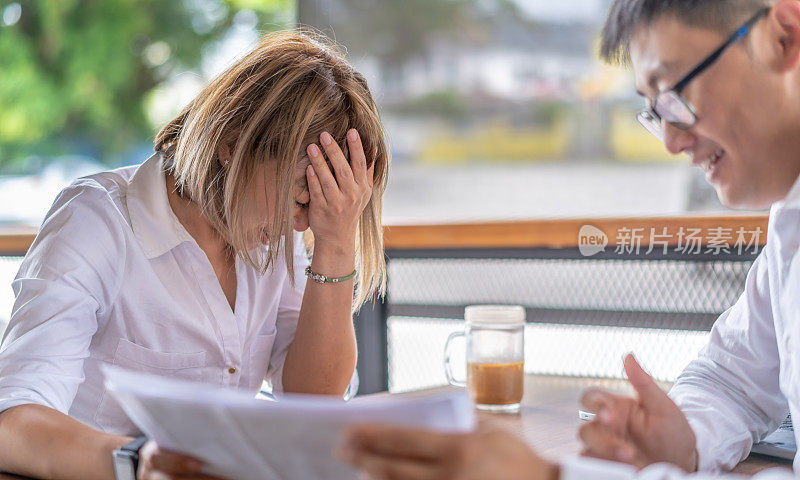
579 354 698 472
339 421 559 480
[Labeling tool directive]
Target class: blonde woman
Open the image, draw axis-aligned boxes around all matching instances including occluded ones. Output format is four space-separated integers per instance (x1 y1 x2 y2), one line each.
0 31 388 480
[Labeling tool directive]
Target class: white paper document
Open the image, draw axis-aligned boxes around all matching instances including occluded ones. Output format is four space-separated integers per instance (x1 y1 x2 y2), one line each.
103 365 475 480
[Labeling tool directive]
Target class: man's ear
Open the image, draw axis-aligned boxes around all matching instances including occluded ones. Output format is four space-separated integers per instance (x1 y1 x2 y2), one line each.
765 0 800 73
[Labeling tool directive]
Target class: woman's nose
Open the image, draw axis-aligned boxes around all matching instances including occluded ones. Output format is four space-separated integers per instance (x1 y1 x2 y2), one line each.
293 209 309 232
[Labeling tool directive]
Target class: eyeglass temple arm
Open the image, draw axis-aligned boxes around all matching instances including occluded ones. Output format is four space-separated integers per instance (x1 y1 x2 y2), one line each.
672 7 770 93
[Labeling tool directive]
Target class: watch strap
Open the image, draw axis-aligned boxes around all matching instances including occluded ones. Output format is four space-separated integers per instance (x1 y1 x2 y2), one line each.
121 435 148 455
113 435 148 480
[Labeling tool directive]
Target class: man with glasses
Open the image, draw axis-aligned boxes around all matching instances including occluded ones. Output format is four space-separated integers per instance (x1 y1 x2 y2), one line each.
340 0 800 478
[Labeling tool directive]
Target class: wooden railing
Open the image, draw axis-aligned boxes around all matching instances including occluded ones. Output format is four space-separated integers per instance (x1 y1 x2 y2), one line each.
0 226 38 256
383 215 769 250
0 215 770 256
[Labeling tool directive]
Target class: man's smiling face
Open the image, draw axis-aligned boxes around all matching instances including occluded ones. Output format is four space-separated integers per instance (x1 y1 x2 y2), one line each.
630 7 800 209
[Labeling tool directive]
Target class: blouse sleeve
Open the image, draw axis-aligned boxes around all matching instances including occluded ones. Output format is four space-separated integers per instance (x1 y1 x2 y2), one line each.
0 182 126 414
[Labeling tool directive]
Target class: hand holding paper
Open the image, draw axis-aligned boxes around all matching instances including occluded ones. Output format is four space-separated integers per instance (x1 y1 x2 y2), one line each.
103 365 475 480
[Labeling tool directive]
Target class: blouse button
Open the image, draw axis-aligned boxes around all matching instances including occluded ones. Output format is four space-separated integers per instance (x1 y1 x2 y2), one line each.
227 366 237 374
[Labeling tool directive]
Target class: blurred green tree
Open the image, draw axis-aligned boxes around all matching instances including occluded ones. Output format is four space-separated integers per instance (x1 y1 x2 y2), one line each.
0 0 293 169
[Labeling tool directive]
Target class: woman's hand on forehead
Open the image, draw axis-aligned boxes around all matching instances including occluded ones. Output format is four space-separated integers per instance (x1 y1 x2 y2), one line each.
303 129 374 246
298 149 337 181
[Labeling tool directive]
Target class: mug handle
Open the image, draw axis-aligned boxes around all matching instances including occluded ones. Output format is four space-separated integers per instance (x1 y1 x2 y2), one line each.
444 331 466 387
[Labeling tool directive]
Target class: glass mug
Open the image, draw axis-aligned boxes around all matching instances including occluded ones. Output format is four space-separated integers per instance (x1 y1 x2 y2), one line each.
444 305 525 412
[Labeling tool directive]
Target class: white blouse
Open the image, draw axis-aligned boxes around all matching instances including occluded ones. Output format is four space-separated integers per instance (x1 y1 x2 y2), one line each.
0 153 311 435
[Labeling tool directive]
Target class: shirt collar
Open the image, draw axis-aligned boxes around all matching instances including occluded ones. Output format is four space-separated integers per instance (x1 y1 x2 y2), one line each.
774 171 800 211
126 153 195 259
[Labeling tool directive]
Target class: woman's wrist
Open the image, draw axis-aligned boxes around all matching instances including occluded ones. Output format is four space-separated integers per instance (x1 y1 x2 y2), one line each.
546 462 560 480
689 448 699 473
101 434 134 479
310 237 356 278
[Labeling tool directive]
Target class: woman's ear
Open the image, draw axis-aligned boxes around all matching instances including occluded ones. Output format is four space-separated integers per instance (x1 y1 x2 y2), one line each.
218 142 232 168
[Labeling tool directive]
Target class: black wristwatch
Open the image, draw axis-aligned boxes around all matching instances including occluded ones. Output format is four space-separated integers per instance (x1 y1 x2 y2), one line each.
112 435 148 480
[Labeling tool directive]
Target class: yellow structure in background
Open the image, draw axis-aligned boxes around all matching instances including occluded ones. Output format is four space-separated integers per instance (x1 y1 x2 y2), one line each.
418 109 680 164
579 62 680 163
610 110 679 162
420 118 568 164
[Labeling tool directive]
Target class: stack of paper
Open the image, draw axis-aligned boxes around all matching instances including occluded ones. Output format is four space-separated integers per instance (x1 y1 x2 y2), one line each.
103 366 475 480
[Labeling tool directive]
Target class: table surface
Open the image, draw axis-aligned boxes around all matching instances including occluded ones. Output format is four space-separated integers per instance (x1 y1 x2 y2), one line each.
472 375 793 476
0 375 792 479
392 374 793 477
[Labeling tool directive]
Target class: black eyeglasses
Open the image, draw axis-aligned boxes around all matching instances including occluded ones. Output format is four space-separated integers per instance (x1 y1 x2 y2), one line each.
638 7 770 141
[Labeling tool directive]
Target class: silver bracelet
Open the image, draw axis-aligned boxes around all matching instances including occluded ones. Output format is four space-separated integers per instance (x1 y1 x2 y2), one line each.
304 265 356 284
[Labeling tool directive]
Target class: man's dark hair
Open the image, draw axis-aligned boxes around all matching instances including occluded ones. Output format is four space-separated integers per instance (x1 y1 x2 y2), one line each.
600 0 774 65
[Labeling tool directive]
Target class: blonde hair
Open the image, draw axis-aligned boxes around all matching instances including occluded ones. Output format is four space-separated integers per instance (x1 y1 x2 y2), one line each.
154 30 388 309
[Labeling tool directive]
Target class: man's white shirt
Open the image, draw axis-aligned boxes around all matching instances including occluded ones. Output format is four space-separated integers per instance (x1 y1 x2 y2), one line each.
561 173 800 479
0 153 316 435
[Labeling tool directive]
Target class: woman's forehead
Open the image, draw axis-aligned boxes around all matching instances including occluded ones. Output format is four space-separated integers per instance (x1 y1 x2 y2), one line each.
293 156 311 186
295 155 311 171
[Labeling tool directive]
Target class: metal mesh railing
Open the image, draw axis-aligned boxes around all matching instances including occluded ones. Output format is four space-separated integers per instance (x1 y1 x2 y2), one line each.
384 252 756 392
389 257 750 314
